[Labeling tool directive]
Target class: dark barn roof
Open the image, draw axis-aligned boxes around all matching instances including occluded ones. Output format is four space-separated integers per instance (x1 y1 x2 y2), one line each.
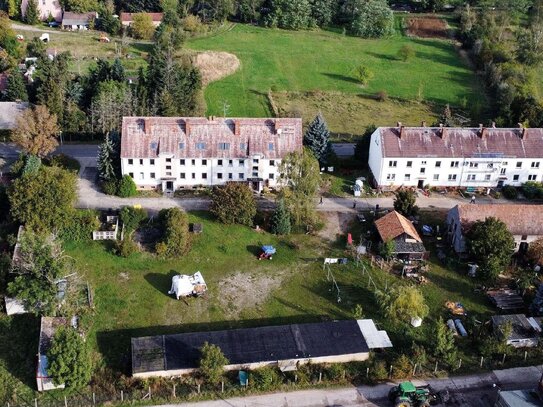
132 320 370 375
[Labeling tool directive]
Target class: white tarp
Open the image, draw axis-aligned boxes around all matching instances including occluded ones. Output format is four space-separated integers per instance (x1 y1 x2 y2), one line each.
168 272 207 299
357 319 393 349
5 297 28 315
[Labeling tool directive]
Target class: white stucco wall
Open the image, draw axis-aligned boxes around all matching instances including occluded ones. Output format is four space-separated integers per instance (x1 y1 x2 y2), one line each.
21 0 62 22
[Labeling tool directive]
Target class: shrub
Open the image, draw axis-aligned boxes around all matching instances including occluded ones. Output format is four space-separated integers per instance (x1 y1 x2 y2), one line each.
210 182 256 226
252 367 282 390
182 15 208 34
199 342 228 386
353 64 374 86
324 363 344 381
521 181 543 200
370 360 388 381
46 154 81 172
116 237 139 257
119 206 147 232
391 354 412 379
398 44 415 61
101 179 118 195
59 210 100 242
156 208 191 258
116 175 137 197
375 90 388 101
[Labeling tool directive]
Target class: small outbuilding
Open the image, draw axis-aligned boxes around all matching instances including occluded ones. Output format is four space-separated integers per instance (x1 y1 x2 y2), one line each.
61 12 97 30
131 319 392 378
374 211 427 261
491 314 541 348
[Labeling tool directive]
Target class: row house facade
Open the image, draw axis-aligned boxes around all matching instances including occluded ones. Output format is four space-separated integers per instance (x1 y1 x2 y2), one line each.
120 116 303 192
368 124 543 190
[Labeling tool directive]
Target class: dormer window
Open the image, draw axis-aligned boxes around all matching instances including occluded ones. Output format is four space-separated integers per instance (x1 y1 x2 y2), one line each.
150 141 158 150
179 142 185 150
196 142 206 150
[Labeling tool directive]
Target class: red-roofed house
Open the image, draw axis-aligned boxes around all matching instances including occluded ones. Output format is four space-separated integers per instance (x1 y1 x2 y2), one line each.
374 210 427 260
120 12 164 27
120 116 303 192
368 124 543 190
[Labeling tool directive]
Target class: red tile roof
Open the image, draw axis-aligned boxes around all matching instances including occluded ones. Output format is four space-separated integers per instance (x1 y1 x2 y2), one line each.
374 211 422 242
377 127 543 158
455 204 543 236
120 12 164 22
121 117 303 159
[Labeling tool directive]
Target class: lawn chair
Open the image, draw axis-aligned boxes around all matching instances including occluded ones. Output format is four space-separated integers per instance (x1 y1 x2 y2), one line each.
258 245 276 260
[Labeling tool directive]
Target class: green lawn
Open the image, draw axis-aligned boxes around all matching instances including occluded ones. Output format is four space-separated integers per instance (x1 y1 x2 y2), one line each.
187 23 485 117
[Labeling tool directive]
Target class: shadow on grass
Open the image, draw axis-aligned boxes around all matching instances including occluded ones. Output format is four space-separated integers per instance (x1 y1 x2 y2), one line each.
364 51 399 62
96 315 331 374
246 245 261 257
321 72 359 84
144 270 178 297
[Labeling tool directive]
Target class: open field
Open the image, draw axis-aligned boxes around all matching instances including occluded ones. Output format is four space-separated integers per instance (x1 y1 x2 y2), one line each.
271 91 439 137
187 23 485 120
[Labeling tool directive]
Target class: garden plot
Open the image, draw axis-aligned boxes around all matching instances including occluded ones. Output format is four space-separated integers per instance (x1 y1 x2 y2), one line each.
406 17 449 39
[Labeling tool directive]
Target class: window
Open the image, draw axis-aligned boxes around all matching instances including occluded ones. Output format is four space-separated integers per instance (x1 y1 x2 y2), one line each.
228 159 233 166
129 172 134 178
386 174 396 180
500 168 506 175
528 174 537 181
128 159 133 165
485 174 491 181
404 174 411 181
139 159 144 165
253 158 259 164
150 142 158 150
531 162 540 168
487 163 494 169
502 161 508 166
451 161 459 168
191 159 196 166
269 173 275 179
513 174 520 181
435 161 441 168
270 160 275 166
239 159 245 166
202 159 207 165
191 173 196 179
218 159 223 166
180 173 186 179
150 172 155 179
217 173 223 179
448 174 457 181
180 159 185 165
516 162 522 168
389 160 397 167
150 159 155 165
522 235 528 241
196 142 206 150
240 143 247 150
166 165 171 170
166 158 171 163
268 143 274 151
139 172 144 180
421 161 427 165
202 173 207 179
406 161 412 168
179 142 185 150
252 166 258 171
239 173 244 180
252 171 258 177
228 173 233 180
218 142 230 150
433 174 439 181
467 174 476 181
166 172 171 176
469 162 478 168
420 168 426 174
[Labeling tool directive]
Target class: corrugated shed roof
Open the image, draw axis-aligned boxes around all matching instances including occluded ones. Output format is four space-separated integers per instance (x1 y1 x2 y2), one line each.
377 127 543 158
374 211 422 242
120 12 164 22
456 204 543 236
121 117 303 159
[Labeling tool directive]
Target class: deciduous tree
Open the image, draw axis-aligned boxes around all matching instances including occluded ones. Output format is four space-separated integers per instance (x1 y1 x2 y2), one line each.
375 285 429 323
131 13 156 40
466 217 515 281
353 64 374 86
47 327 92 389
210 182 256 226
349 0 393 38
278 148 320 226
199 342 228 386
8 166 77 233
393 188 419 217
11 105 59 158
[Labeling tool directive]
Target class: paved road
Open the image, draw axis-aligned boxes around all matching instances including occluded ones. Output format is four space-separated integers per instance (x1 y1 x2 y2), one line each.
153 365 543 407
0 143 99 158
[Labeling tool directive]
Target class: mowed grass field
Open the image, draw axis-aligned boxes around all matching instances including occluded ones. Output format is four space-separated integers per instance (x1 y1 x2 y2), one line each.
187 23 485 118
59 211 495 375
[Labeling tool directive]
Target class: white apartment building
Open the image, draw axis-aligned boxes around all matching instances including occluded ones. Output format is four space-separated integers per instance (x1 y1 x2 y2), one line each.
120 116 302 192
369 124 543 190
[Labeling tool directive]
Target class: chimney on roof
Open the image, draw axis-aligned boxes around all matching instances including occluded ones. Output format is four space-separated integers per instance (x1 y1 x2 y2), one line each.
397 121 402 128
144 118 151 133
399 125 405 138
185 119 191 136
521 127 528 139
421 120 426 127
234 119 240 136
439 123 447 139
491 121 496 128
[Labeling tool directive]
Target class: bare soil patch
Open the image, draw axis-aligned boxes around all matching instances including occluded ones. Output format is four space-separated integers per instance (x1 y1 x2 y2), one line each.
218 272 284 318
192 51 240 85
318 212 356 241
406 17 449 39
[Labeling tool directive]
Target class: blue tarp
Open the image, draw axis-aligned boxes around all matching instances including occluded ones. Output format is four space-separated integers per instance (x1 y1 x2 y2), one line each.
261 245 276 255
